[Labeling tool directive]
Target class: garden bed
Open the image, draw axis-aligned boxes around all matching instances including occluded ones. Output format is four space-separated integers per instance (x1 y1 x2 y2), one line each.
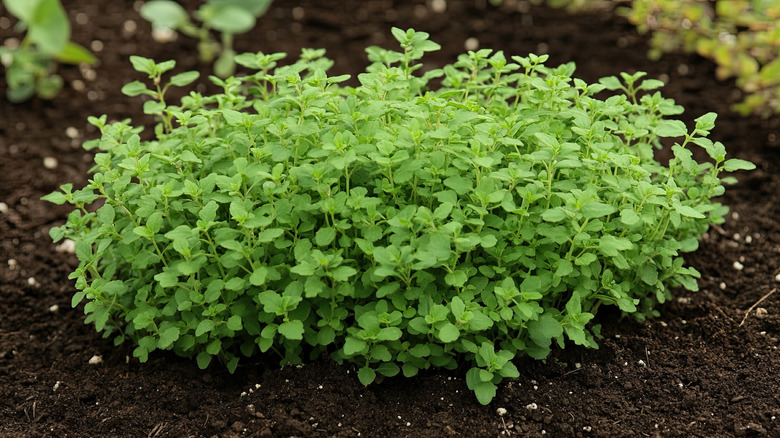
1 1 778 436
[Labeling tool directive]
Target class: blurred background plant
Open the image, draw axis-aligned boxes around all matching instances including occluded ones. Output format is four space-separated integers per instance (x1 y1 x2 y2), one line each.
139 0 272 78
492 0 780 117
625 0 780 117
0 0 95 102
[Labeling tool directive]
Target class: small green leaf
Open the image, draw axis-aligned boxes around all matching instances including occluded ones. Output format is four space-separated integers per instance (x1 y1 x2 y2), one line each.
527 314 563 347
226 315 242 331
195 319 215 337
329 266 357 282
357 366 376 385
443 176 473 195
654 120 687 138
343 337 367 355
438 322 460 343
122 81 151 97
158 327 180 349
169 71 200 87
250 266 268 286
722 159 755 172
278 320 304 340
315 227 337 246
257 228 284 243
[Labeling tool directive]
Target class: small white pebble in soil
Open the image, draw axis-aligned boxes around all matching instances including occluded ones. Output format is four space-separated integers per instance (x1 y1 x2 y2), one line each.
775 273 780 282
637 360 646 367
317 385 323 390
733 261 744 271
659 321 668 327
0 202 8 214
71 79 86 92
81 68 97 81
464 37 479 51
533 385 538 390
49 304 59 313
55 239 76 254
65 126 79 139
615 334 621 339
430 0 447 13
525 403 538 410
732 212 739 220
53 381 61 391
733 233 741 241
583 426 592 432
88 355 103 365
745 235 753 244
240 391 247 397
720 282 727 290
152 27 178 43
123 19 137 35
406 422 411 427
678 382 684 388
90 40 104 52
43 157 59 169
682 320 687 324
75 12 88 25
27 277 37 286
7 259 17 269
755 308 768 318
496 407 507 416
575 362 581 369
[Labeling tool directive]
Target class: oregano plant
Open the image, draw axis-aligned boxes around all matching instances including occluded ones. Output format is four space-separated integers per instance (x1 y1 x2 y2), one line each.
44 28 754 405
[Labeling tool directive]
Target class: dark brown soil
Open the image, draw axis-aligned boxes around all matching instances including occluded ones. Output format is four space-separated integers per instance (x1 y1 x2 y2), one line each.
1 1 779 437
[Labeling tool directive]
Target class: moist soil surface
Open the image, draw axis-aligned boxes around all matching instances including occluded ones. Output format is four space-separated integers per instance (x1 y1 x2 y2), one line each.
1 1 779 437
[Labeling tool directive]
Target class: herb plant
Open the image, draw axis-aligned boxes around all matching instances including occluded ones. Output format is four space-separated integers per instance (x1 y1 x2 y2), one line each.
44 28 753 405
139 0 272 78
1 0 95 102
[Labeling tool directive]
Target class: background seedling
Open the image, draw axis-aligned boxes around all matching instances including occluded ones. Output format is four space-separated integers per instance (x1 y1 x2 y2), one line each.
139 0 272 78
0 0 95 102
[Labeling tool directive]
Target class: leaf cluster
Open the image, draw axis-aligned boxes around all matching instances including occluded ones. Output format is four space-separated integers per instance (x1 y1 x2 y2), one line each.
139 0 272 78
44 28 753 404
0 0 95 103
1 0 95 102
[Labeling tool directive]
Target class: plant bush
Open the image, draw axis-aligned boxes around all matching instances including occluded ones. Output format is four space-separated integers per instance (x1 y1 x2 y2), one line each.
1 0 95 102
44 28 753 404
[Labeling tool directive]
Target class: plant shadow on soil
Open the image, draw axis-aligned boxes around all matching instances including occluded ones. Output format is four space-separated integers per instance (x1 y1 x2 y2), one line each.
1 1 779 437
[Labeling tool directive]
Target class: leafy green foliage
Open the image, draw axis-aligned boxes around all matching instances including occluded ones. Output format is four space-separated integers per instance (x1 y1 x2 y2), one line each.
0 0 95 102
139 0 272 78
44 28 752 404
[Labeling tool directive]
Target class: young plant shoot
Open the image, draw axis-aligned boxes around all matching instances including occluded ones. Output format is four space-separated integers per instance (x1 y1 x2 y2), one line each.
44 28 754 405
